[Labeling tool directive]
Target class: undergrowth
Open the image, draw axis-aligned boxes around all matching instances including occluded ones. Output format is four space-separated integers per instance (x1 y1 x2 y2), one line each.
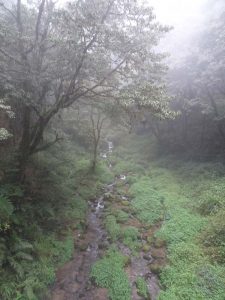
0 139 113 299
111 133 225 300
136 276 149 299
91 247 131 300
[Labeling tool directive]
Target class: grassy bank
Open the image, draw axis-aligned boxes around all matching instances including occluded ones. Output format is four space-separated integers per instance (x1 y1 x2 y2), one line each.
91 133 225 299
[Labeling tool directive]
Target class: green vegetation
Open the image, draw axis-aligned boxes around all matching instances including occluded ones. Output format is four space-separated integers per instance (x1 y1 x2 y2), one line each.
130 177 164 225
1 1 225 299
122 226 141 254
114 209 129 223
105 215 121 242
136 276 149 299
0 139 113 299
111 134 225 300
91 247 131 300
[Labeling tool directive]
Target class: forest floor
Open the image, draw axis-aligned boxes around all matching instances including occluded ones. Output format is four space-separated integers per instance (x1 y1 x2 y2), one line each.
50 134 225 300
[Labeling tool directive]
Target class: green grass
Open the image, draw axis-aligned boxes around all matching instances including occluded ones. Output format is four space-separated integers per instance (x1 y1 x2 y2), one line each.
130 176 164 224
105 215 121 242
114 209 129 223
136 276 149 299
91 247 131 300
111 133 225 300
122 226 141 254
156 208 206 243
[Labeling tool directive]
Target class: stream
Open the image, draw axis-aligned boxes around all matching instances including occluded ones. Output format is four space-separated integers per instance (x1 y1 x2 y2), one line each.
51 141 162 300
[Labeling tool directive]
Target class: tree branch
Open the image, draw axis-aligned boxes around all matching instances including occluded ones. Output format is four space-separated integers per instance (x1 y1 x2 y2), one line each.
31 133 62 154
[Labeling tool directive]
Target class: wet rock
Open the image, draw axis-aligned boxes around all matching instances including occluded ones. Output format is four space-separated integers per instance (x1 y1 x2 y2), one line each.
98 241 109 250
101 233 107 239
149 263 163 275
143 254 152 261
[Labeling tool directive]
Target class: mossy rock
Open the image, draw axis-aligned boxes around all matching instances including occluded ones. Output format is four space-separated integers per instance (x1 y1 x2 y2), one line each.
151 248 165 259
124 256 132 266
147 236 154 245
149 263 163 274
104 192 115 201
154 238 166 248
121 200 130 206
142 244 151 252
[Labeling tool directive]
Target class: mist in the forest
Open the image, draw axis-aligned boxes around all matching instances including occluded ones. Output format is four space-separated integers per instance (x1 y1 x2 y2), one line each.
149 0 225 63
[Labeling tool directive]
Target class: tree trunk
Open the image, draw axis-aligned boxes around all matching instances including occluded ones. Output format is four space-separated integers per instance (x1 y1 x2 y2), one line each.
18 105 31 181
91 140 98 172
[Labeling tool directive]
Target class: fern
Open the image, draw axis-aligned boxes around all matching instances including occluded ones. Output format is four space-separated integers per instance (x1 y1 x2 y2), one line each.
0 237 7 266
7 256 24 278
3 236 34 277
0 283 15 299
0 195 13 223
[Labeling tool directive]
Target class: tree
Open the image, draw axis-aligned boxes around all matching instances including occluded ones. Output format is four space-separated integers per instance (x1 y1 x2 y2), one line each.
0 0 171 175
152 3 225 157
0 97 14 141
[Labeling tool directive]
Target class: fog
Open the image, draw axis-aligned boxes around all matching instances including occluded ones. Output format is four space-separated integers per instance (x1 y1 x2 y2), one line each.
149 0 207 63
1 1 225 299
